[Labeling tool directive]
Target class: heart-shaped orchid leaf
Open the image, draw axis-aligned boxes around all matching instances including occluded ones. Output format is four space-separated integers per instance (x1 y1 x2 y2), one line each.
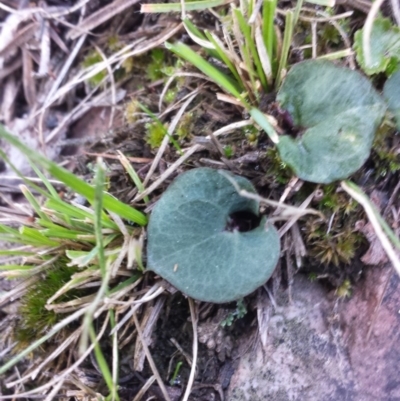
383 69 400 130
146 168 280 303
354 17 400 76
276 60 386 184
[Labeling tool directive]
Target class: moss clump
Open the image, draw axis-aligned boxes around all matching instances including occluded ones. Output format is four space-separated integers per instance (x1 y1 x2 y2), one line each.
175 112 194 141
265 147 291 185
305 184 362 267
145 121 168 148
306 222 362 266
125 98 140 124
15 264 82 343
81 50 106 86
372 122 400 176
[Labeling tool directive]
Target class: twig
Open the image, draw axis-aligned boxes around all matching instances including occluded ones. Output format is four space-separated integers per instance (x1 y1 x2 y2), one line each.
341 181 400 276
132 375 156 401
362 0 386 67
182 298 198 401
134 120 253 202
133 312 172 401
67 0 142 40
142 89 200 187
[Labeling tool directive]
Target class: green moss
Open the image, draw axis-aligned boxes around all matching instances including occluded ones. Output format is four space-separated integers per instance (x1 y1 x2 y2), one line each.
265 147 291 185
175 112 194 141
304 183 362 267
223 145 235 159
164 88 178 104
372 122 400 176
147 48 167 81
336 278 352 298
16 264 82 343
243 125 259 146
125 99 140 124
320 184 357 214
221 299 247 327
82 50 106 86
145 121 168 148
307 225 362 266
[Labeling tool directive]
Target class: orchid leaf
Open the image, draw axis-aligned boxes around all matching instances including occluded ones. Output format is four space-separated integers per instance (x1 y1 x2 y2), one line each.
354 17 400 76
146 168 280 303
276 60 386 184
383 69 400 130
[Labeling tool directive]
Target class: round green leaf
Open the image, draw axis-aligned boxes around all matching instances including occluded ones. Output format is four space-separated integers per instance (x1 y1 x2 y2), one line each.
276 60 386 184
383 69 400 130
146 168 280 303
354 17 400 76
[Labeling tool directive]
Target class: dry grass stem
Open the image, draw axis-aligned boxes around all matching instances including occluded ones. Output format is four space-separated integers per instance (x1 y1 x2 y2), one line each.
134 297 165 371
132 375 157 401
67 0 141 40
133 312 172 401
110 282 164 335
277 8 353 22
181 298 198 401
341 181 400 276
4 309 109 396
362 0 386 67
142 89 200 188
135 120 253 202
170 338 193 367
278 190 317 237
311 21 317 58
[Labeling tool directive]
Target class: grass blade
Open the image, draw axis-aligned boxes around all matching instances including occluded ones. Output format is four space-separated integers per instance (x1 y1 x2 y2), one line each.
275 10 294 89
249 108 279 143
0 125 147 226
165 41 247 104
141 0 233 13
341 180 400 275
262 0 277 62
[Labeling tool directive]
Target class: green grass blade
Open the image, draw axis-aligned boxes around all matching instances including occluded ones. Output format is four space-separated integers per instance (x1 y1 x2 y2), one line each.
249 108 279 143
141 0 232 13
118 151 149 204
80 161 111 354
275 10 294 89
20 185 50 222
110 310 119 401
0 148 49 198
0 250 34 256
205 30 244 89
0 265 33 271
19 226 60 247
165 41 247 104
234 9 268 91
183 18 216 52
0 125 147 226
30 162 59 198
262 0 277 62
94 160 107 279
293 0 304 27
89 323 119 401
306 0 334 5
109 273 142 294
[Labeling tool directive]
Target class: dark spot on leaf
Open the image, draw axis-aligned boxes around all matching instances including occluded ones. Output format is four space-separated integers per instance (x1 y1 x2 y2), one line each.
225 211 262 232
